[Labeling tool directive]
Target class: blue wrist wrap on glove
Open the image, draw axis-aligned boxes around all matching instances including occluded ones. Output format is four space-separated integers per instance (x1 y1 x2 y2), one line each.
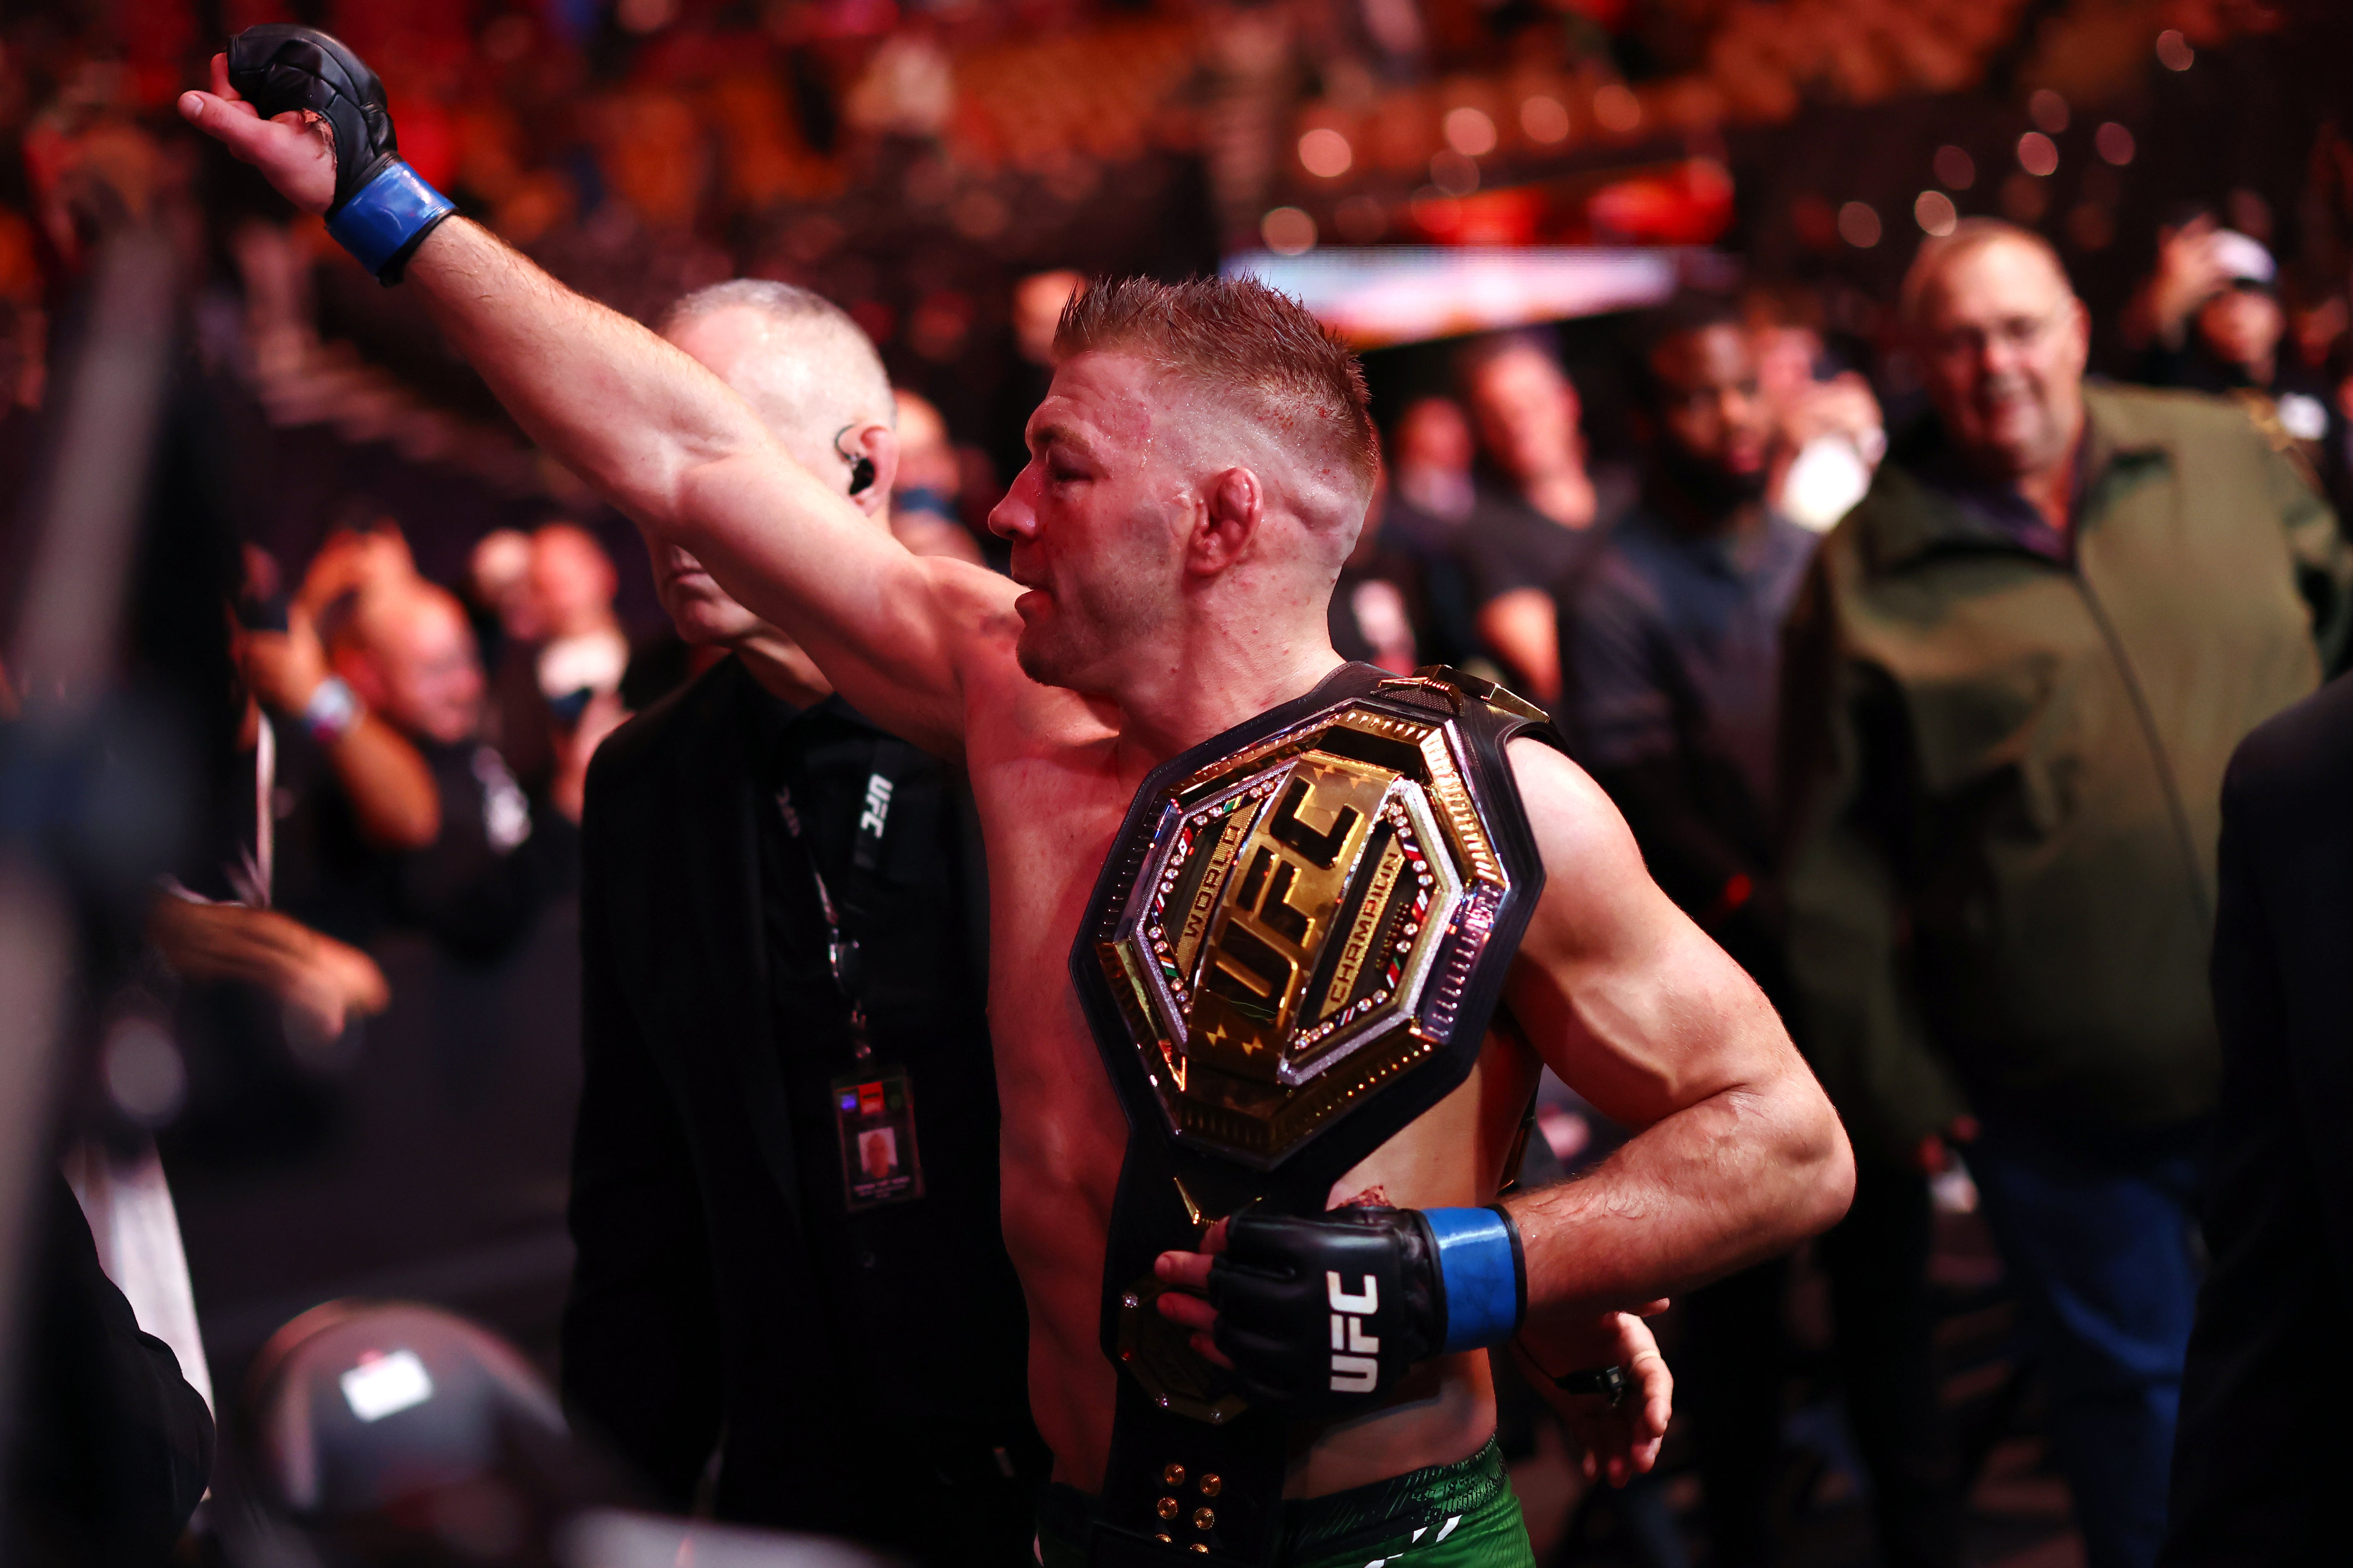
1427 1205 1526 1353
326 162 454 281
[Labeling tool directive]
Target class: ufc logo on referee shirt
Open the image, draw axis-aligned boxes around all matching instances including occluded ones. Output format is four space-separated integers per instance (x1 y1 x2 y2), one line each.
1327 1273 1380 1393
858 772 894 838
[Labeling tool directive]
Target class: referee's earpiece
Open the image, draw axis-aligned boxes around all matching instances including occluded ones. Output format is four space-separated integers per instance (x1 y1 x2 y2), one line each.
834 426 876 497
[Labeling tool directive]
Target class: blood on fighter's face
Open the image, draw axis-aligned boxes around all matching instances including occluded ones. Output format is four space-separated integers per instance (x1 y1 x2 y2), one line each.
989 352 1187 692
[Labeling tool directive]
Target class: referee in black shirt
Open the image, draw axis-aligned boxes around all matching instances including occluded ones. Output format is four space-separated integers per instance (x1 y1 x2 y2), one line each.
563 280 1043 1562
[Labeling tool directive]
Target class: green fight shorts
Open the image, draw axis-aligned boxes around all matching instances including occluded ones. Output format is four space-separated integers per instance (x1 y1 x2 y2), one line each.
1036 1435 1533 1568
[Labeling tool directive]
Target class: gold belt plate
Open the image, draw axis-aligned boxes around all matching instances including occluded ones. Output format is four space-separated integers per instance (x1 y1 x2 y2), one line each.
1093 695 1511 1168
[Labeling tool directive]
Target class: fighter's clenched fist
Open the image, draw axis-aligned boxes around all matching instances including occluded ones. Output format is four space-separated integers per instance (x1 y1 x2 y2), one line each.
179 27 454 282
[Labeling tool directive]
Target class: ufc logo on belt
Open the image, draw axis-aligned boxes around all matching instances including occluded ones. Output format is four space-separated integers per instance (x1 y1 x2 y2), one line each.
1327 1272 1380 1393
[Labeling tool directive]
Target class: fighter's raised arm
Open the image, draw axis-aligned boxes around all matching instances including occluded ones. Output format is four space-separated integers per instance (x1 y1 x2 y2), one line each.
178 36 1003 755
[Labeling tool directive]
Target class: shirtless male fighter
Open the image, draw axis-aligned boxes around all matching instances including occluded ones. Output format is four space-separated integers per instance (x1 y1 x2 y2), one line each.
184 32 1853 1566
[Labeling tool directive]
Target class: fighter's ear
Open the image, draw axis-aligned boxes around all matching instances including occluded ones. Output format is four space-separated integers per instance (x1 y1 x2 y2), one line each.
1191 467 1263 577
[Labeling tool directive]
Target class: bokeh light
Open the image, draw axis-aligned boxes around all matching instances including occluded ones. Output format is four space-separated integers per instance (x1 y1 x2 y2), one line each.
1935 145 1977 190
1914 190 1958 236
1260 206 1318 256
1298 128 1353 179
1592 84 1642 135
2096 122 2136 166
2017 132 2059 178
1838 201 1882 248
1520 95 1571 144
1443 107 1499 158
2157 29 2195 70
1429 151 1480 196
2029 89 2070 135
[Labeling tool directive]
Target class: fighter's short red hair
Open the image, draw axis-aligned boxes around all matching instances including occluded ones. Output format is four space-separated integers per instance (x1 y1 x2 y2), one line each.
1054 275 1380 500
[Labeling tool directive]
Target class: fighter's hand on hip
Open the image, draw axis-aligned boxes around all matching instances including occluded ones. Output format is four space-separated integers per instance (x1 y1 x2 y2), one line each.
1155 1204 1524 1414
1513 1308 1673 1489
179 52 336 215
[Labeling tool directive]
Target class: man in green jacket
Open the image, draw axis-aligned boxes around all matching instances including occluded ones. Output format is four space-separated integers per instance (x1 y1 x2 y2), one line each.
1781 219 2349 1568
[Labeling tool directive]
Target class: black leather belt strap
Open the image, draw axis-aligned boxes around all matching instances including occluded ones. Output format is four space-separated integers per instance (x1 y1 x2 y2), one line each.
1074 665 1564 1567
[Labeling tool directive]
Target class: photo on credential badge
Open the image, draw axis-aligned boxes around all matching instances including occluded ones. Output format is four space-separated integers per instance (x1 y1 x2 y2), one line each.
833 1066 926 1211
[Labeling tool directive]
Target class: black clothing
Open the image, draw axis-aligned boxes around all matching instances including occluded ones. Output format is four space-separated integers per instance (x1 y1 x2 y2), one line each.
1457 469 1634 609
276 729 573 963
8 1172 213 1567
1371 492 1482 670
1556 502 1815 990
563 655 1040 1562
1817 1163 1963 1568
1557 488 1955 1568
2160 671 2353 1567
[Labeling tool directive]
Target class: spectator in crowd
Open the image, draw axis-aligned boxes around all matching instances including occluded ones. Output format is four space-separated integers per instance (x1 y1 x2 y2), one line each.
487 520 632 796
1561 297 1959 1568
531 522 630 707
1457 333 1634 703
1329 472 1421 674
1748 289 1886 533
464 526 540 672
2160 671 2353 1567
234 543 442 861
891 387 985 564
276 576 586 963
1557 297 1808 1567
1373 394 1484 668
2127 217 2343 504
987 268 1084 496
564 277 1041 1563
1781 218 2351 1568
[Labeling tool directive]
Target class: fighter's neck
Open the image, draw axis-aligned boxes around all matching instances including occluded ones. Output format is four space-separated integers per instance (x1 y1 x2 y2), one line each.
1108 639 1348 770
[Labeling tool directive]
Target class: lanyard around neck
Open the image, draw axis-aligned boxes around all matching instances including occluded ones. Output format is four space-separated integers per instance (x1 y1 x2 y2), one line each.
772 735 908 1063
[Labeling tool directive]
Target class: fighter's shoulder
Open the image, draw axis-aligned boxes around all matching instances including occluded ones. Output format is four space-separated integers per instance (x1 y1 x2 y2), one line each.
1504 736 1649 908
1505 735 1621 832
923 553 1025 633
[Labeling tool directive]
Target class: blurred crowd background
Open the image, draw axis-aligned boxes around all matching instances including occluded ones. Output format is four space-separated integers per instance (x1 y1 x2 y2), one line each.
5 0 2353 1566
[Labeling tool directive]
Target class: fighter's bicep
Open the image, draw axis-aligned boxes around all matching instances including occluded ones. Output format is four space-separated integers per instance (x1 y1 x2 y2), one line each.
1501 739 1768 1130
802 554 1025 758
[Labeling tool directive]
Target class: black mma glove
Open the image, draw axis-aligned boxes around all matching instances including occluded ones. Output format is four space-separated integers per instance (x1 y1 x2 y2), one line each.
1207 1204 1525 1413
226 26 454 282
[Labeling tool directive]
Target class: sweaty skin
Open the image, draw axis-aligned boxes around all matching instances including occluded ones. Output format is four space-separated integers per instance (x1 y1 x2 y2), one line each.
183 61 1854 1499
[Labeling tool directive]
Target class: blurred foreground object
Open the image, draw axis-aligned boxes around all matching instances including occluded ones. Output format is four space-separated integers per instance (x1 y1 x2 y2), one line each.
10 1170 213 1567
247 1300 630 1566
564 1511 896 1568
2162 672 2353 1567
0 226 192 1560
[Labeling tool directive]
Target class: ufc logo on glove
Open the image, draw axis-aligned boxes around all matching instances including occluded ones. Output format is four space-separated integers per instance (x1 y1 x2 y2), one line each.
1327 1272 1381 1394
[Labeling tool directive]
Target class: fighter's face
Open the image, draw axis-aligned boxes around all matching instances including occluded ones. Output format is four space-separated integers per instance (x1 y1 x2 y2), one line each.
988 352 1188 694
1914 239 2089 480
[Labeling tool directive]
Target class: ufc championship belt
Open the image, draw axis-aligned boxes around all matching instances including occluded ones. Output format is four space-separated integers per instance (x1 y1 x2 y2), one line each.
1070 663 1561 1566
